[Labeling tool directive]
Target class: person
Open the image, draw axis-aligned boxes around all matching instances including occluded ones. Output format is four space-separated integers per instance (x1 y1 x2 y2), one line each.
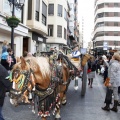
23 51 28 58
10 50 16 70
0 64 12 120
2 40 8 54
27 52 33 57
102 55 112 83
72 45 81 59
1 49 9 70
118 86 120 106
87 56 96 88
102 53 120 112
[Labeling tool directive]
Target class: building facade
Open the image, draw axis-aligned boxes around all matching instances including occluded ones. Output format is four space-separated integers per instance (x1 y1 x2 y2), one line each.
46 0 68 50
0 0 48 57
93 0 120 55
26 0 48 55
0 0 29 56
68 0 79 46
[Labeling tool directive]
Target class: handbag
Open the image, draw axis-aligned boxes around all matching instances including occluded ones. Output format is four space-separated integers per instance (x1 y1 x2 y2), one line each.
87 69 91 73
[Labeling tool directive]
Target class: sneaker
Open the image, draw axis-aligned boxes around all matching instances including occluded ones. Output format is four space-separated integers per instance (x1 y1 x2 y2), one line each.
74 86 78 90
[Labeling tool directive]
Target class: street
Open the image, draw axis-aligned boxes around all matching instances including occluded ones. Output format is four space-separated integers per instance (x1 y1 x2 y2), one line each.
3 74 120 120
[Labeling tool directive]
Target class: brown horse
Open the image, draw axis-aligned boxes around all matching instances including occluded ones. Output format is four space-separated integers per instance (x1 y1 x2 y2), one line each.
9 56 70 120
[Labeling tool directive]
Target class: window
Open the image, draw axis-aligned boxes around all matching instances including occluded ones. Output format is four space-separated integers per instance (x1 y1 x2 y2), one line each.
114 3 119 7
114 12 118 16
28 0 32 20
64 28 66 40
114 22 118 26
48 25 53 36
105 22 109 26
105 12 109 17
48 4 54 15
64 8 67 20
42 1 47 25
58 4 63 17
114 32 118 36
114 41 118 46
57 25 62 38
35 0 40 21
104 3 109 7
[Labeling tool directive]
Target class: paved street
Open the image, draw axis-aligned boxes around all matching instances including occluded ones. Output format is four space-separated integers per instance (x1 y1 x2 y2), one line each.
3 74 120 120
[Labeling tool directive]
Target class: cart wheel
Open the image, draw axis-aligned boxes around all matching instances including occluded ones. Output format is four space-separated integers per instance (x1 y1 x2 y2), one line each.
81 63 88 96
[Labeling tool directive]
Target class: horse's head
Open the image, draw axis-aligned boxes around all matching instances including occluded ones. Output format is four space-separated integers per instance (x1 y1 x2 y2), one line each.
9 57 35 106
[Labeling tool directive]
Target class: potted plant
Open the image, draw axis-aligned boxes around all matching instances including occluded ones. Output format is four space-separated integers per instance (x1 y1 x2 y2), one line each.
6 16 21 28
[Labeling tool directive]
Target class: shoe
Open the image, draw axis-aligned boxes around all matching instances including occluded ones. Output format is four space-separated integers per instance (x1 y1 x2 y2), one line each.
90 85 93 88
118 102 120 106
110 107 118 112
110 100 118 112
102 106 110 111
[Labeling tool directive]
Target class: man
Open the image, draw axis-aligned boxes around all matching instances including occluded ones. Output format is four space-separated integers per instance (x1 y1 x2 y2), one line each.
72 45 81 59
0 64 11 120
71 45 81 90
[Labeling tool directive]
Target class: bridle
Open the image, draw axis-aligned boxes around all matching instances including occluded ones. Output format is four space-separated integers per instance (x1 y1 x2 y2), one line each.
9 68 34 100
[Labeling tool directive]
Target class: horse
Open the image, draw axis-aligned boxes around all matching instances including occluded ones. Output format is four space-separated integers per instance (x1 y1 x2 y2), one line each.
9 56 70 120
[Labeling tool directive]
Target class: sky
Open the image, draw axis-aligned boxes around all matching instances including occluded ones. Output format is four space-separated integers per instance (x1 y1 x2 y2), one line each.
78 0 94 48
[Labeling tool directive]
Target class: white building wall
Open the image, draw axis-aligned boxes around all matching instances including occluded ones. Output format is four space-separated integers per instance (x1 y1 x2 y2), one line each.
94 0 120 49
47 0 67 45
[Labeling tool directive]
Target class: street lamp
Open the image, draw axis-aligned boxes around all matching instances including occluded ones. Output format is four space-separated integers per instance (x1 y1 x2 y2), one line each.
8 0 25 52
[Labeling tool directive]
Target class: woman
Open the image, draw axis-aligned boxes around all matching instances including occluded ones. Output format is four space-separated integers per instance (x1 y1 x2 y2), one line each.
88 56 96 88
102 53 120 112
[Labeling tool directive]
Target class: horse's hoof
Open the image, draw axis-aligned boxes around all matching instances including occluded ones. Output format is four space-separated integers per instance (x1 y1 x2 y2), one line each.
55 118 61 120
62 101 67 105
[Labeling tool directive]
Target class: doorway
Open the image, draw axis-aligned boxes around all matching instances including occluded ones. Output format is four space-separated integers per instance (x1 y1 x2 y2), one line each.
23 37 29 55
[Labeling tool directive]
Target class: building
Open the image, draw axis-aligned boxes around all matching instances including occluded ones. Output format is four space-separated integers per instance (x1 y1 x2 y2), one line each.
0 0 29 56
93 0 120 55
0 0 48 57
68 0 79 47
26 0 48 55
46 0 68 50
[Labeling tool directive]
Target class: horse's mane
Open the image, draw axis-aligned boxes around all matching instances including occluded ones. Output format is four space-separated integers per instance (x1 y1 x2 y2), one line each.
30 57 51 78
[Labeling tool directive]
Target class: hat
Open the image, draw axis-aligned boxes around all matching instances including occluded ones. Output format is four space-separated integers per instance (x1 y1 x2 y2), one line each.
72 44 79 50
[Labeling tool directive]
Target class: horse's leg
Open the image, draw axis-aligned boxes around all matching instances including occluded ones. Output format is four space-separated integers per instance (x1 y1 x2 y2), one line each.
61 93 67 105
55 92 64 120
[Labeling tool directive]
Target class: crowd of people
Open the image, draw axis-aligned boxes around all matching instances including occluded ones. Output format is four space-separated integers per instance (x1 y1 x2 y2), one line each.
92 53 120 112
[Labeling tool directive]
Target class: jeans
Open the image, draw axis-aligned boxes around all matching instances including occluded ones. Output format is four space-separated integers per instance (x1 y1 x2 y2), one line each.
0 107 4 120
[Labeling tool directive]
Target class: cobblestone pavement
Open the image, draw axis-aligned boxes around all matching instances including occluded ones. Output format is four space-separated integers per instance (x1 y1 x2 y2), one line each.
3 74 120 120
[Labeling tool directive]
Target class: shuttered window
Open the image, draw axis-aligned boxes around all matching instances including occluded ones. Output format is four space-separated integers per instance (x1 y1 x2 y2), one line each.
42 1 47 25
57 25 62 38
48 4 54 15
35 0 40 21
58 4 62 17
28 0 32 20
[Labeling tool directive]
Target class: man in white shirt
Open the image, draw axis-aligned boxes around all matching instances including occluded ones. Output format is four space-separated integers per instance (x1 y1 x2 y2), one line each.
72 45 81 58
